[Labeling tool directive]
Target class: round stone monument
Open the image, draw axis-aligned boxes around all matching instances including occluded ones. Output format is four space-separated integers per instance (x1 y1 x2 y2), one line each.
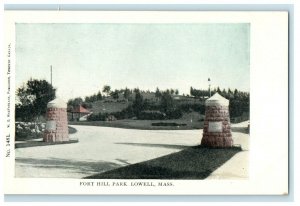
201 93 233 147
43 98 69 142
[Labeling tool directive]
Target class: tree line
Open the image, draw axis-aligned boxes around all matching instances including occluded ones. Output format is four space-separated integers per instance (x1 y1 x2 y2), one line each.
67 85 181 109
15 79 249 122
190 86 250 118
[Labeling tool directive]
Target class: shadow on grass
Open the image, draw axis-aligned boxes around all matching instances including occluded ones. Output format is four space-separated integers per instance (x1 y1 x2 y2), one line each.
85 146 241 179
16 157 121 176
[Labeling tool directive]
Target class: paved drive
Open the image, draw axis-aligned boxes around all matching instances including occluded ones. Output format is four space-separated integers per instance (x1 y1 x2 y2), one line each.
15 121 249 179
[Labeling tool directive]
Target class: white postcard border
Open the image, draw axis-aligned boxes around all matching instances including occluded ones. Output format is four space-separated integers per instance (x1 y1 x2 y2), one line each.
3 11 288 195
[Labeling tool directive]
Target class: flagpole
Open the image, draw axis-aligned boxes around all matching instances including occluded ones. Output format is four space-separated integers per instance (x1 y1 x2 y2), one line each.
50 65 52 86
208 78 211 97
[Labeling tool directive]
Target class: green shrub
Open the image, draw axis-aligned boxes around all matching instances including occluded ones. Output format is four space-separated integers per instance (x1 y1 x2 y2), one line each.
137 111 166 120
165 109 183 119
178 103 205 114
152 122 187 126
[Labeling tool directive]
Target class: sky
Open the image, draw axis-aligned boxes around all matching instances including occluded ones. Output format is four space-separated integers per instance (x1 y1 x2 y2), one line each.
16 23 250 102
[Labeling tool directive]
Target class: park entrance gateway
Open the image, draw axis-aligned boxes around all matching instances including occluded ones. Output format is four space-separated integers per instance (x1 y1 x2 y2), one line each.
201 93 233 147
43 98 69 142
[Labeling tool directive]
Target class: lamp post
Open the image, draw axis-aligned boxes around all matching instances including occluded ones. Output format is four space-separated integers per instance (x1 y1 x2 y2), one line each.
208 78 211 97
50 65 52 86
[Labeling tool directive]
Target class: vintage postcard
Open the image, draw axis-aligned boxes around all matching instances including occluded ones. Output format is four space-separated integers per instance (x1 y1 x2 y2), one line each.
3 11 288 195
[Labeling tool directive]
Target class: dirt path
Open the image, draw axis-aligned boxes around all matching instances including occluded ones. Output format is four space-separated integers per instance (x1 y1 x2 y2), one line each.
15 121 249 179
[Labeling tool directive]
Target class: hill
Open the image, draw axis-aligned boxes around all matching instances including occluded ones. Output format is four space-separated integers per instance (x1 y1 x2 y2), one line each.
88 94 202 115
89 100 130 114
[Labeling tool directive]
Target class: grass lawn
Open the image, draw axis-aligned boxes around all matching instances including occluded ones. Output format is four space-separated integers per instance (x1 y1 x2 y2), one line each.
69 118 203 130
85 146 241 179
70 111 203 130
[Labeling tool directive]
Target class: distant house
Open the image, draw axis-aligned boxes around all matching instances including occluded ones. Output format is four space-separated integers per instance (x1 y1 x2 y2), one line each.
68 105 91 121
172 95 181 100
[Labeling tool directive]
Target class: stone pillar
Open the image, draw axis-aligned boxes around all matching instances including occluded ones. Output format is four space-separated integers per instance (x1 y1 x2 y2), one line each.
201 93 233 147
43 98 69 142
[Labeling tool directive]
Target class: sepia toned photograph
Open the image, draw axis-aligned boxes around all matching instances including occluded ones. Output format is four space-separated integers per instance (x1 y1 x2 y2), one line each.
3 11 288 195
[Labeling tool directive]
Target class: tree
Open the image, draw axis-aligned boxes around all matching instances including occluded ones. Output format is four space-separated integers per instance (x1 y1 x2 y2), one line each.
96 91 103 100
234 89 239 98
111 90 119 100
84 96 91 103
133 88 140 94
67 97 84 113
222 88 227 97
132 88 144 116
227 88 234 99
16 79 56 121
190 87 194 96
102 85 111 96
190 87 204 99
160 91 175 113
175 89 179 95
68 97 83 107
170 89 175 95
124 87 131 101
155 87 162 101
82 102 92 109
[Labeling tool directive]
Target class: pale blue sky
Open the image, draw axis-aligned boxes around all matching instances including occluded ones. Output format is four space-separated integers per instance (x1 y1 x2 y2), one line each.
16 23 250 101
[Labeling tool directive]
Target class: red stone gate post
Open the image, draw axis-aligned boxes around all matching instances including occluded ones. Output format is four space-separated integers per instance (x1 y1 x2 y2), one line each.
43 98 69 142
201 93 233 147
